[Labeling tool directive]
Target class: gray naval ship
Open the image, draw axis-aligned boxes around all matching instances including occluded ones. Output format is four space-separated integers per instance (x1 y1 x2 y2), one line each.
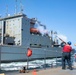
0 13 62 62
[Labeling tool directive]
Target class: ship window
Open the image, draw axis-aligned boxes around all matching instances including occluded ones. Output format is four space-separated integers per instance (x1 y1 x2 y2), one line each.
30 44 42 48
21 29 23 31
8 43 14 45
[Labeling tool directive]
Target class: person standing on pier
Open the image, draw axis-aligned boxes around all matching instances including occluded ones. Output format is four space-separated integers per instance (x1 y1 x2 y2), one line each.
62 41 73 70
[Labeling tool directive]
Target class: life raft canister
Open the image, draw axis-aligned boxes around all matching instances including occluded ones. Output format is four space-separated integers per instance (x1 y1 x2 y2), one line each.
27 48 32 57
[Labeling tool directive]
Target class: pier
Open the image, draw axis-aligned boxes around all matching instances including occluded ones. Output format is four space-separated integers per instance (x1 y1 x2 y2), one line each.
0 66 76 75
0 57 76 75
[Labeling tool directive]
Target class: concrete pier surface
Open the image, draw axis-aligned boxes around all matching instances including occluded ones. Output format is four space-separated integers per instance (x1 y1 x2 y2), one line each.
0 67 76 75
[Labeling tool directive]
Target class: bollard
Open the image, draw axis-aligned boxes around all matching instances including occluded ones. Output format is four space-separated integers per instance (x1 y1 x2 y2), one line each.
19 66 26 73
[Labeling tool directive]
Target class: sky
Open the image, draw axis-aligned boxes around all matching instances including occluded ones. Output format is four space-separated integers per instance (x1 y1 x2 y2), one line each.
0 0 76 48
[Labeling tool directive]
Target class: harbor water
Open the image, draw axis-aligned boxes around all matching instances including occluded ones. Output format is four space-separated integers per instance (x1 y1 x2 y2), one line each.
0 58 62 71
1 56 76 71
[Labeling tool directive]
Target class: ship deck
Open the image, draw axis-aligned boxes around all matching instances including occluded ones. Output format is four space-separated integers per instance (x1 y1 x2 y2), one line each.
0 66 76 75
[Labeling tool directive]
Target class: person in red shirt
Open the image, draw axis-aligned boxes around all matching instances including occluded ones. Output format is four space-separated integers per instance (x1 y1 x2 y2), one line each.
62 41 73 70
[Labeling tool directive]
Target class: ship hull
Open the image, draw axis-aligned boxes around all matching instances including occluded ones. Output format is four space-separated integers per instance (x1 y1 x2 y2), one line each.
0 45 62 62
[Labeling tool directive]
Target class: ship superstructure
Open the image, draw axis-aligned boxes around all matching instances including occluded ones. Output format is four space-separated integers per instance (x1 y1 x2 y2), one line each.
0 13 55 48
0 14 29 46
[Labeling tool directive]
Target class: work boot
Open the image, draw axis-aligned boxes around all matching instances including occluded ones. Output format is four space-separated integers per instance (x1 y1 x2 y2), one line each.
69 67 73 70
67 67 73 70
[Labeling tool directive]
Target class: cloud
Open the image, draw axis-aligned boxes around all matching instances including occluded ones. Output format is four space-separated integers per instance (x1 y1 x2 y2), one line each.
34 21 49 35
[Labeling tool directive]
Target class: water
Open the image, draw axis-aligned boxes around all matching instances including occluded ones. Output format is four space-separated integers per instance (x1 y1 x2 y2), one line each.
1 57 76 71
1 58 62 71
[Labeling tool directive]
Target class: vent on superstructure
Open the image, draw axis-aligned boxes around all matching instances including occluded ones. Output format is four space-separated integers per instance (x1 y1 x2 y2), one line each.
30 44 42 48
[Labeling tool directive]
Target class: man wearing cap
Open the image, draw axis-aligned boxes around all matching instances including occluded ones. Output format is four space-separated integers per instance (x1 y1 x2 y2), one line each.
62 41 73 70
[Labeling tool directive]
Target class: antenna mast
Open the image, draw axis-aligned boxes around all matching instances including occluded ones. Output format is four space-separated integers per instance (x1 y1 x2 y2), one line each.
15 0 17 14
6 5 8 16
20 0 23 14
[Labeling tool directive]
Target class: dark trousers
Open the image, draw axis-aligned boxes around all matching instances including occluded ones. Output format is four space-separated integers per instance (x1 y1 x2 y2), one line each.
62 52 72 68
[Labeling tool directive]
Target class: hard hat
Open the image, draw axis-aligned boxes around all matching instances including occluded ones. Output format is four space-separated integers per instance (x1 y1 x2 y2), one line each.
67 41 71 45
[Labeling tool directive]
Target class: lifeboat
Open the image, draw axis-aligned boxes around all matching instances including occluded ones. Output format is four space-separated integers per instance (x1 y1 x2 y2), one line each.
30 28 39 33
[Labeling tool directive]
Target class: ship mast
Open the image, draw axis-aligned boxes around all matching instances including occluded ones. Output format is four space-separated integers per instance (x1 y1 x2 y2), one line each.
6 5 8 16
20 0 23 14
15 0 17 14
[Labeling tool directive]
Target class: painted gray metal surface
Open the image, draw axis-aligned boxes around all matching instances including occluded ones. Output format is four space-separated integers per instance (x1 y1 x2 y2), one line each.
0 14 62 62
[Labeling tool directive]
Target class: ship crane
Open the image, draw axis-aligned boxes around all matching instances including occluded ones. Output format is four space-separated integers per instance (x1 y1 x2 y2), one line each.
55 35 66 47
56 35 66 43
